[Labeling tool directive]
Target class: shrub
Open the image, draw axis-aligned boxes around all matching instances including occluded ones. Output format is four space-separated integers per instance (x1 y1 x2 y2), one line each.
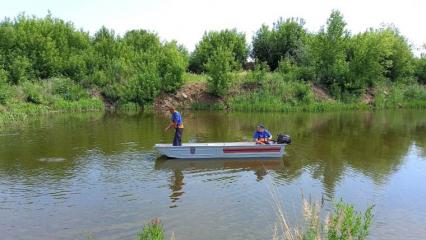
0 84 11 105
325 200 374 240
403 84 426 100
0 69 10 104
7 56 33 84
246 61 269 84
51 78 89 101
293 81 314 104
22 82 47 104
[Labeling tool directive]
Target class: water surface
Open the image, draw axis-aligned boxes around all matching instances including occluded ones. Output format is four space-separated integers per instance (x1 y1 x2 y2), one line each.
0 110 425 240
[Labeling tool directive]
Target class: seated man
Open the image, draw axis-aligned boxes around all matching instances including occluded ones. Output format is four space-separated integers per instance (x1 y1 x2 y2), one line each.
253 124 272 144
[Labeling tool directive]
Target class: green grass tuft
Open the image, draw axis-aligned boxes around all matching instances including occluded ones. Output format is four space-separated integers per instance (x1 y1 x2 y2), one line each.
138 219 165 240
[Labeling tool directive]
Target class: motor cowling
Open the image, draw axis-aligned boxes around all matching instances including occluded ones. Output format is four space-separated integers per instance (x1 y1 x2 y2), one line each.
276 134 291 144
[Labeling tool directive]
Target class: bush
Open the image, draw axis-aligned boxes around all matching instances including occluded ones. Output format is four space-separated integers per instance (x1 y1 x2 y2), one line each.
22 82 47 104
403 84 426 100
0 84 11 105
246 61 269 84
326 201 374 240
205 47 236 96
299 199 373 240
7 56 33 84
293 82 314 104
52 78 89 101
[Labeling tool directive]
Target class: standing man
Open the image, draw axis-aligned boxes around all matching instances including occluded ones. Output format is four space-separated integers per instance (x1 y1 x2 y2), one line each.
253 124 272 144
164 106 184 146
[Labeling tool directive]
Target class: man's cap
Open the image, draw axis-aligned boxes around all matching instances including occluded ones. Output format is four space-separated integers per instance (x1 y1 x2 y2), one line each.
257 124 265 129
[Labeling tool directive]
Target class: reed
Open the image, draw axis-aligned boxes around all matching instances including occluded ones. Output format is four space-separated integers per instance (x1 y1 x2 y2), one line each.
268 180 374 240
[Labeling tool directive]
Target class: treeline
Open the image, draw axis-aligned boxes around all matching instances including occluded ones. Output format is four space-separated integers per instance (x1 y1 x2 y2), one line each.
0 11 425 107
189 10 426 98
0 13 187 106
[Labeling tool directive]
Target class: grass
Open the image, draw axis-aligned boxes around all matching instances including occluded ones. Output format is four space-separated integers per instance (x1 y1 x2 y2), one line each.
0 98 104 128
214 71 426 112
138 219 166 240
0 78 106 128
183 72 207 83
268 181 374 240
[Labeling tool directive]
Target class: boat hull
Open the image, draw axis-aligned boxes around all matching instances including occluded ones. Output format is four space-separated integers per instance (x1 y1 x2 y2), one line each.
154 142 286 159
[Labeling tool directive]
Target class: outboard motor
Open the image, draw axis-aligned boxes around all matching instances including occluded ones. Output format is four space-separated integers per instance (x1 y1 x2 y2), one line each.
276 133 291 144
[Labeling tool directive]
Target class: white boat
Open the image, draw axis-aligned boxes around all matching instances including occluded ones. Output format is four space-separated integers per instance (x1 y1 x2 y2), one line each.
154 142 287 159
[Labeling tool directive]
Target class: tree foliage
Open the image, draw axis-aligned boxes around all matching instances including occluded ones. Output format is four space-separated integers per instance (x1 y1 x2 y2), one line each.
415 57 426 84
205 47 236 96
0 11 422 108
311 10 350 95
0 14 188 106
189 29 248 73
252 18 308 70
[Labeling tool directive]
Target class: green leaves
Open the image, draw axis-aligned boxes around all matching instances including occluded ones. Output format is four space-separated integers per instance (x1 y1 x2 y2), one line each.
189 29 248 73
205 47 236 96
326 201 374 240
0 14 189 107
415 57 426 84
252 18 308 70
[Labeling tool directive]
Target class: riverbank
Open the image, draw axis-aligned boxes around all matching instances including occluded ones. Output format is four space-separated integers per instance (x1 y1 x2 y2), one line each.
0 77 104 128
155 72 426 112
1 72 426 128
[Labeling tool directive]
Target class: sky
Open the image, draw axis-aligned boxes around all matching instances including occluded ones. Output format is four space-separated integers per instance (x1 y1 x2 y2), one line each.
1 0 425 53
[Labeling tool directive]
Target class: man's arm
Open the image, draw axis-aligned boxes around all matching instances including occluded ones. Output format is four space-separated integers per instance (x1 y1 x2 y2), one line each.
164 122 174 131
165 114 177 131
267 130 273 140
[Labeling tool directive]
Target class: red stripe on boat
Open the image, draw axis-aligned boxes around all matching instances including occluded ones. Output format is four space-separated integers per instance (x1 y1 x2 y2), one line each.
223 147 281 153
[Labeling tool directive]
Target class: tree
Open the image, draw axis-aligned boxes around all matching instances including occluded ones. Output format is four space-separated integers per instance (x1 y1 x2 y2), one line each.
189 29 248 73
252 18 308 70
311 10 350 96
415 57 426 84
159 41 188 93
347 30 388 91
378 27 414 82
205 47 236 96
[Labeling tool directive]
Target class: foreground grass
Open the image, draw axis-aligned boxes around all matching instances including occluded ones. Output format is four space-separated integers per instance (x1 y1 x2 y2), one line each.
138 198 373 240
138 219 166 240
272 199 373 240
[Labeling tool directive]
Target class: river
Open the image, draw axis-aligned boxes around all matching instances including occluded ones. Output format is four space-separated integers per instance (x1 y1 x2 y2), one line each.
0 110 425 240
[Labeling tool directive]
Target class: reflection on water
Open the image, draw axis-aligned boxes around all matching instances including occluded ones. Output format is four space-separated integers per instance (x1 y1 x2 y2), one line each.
0 110 425 240
157 158 284 206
